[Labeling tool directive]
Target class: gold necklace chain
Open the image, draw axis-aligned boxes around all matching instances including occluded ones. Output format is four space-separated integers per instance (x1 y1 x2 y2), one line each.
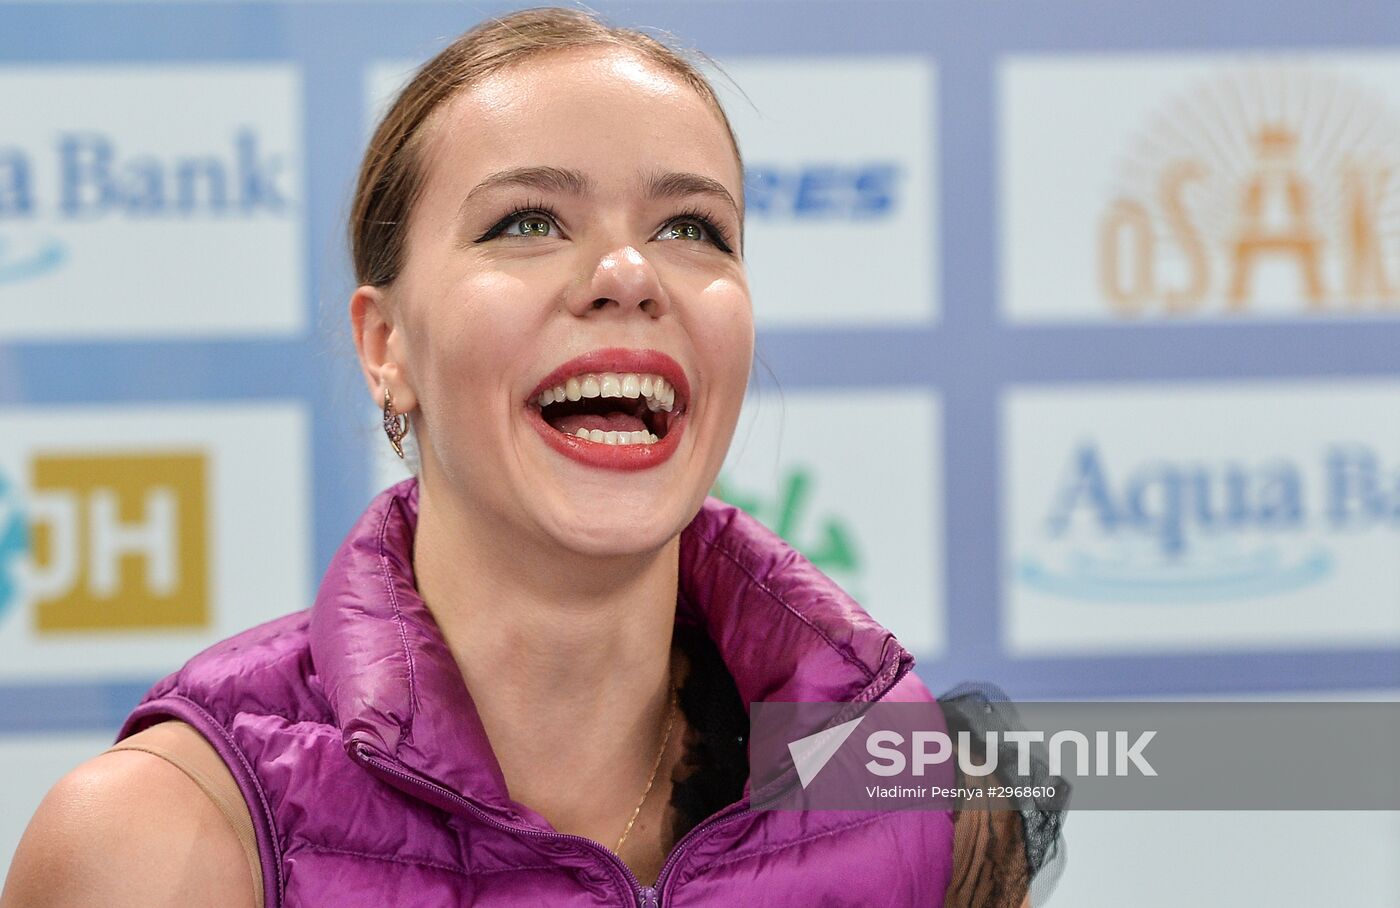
614 683 679 854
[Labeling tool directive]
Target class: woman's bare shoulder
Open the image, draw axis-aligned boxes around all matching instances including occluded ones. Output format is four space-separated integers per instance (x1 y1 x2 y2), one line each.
0 722 256 908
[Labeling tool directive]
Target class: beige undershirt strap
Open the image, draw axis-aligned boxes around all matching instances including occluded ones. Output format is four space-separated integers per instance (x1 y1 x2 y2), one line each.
105 721 264 908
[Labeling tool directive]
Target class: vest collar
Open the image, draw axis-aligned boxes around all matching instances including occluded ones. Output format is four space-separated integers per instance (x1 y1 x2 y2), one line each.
310 479 912 823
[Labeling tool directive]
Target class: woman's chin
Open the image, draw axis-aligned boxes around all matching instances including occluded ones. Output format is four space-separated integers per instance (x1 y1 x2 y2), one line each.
540 502 686 559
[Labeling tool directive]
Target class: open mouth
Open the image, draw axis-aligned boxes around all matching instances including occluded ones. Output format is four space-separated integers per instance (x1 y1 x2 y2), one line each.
531 373 683 446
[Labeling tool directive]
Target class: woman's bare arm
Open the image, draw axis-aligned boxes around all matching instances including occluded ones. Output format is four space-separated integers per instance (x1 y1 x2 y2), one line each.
0 739 255 908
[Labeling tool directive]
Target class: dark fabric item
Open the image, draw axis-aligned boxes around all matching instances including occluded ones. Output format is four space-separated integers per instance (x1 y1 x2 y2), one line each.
667 623 749 847
941 684 1071 907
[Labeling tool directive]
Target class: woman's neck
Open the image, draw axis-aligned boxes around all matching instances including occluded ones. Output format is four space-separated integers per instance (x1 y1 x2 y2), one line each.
411 481 686 863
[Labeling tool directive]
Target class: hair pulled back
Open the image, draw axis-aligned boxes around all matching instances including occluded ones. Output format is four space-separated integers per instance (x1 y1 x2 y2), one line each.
349 6 742 288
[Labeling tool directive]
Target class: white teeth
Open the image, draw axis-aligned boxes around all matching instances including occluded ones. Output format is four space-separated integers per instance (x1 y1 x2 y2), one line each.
645 378 674 412
573 427 659 445
537 371 677 412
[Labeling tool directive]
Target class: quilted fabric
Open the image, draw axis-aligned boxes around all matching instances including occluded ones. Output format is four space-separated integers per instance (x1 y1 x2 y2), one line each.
119 479 954 906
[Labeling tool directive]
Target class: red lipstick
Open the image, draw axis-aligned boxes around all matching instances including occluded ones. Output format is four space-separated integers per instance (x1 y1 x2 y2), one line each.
525 347 690 472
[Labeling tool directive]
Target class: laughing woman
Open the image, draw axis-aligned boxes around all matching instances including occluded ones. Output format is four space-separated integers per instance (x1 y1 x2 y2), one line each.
2 9 1058 907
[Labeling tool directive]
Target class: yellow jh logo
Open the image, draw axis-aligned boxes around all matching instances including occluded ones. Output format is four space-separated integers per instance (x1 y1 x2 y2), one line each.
22 452 209 632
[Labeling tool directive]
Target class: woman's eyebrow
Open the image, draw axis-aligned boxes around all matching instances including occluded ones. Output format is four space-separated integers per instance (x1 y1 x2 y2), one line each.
458 166 740 218
458 166 591 219
644 170 741 218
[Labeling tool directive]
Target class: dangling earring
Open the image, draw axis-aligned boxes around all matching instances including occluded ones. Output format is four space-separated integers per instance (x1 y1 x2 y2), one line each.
382 386 409 459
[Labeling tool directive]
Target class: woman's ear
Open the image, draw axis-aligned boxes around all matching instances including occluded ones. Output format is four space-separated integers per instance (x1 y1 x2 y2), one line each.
350 285 418 411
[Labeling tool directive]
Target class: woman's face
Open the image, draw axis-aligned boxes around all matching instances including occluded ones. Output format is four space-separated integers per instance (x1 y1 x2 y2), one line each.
377 46 753 558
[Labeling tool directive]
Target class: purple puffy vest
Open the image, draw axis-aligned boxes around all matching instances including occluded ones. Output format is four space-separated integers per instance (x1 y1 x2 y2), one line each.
118 480 954 906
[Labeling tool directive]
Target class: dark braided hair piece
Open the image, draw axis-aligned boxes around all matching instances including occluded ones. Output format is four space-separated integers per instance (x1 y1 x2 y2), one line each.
666 623 749 846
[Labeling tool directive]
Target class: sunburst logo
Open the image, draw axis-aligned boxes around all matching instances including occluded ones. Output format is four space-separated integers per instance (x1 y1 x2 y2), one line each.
1097 66 1400 316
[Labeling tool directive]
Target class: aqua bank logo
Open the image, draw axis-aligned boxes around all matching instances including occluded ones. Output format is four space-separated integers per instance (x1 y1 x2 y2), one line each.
1004 384 1400 654
0 129 288 277
0 66 305 340
1002 54 1400 323
709 57 937 326
1021 442 1337 603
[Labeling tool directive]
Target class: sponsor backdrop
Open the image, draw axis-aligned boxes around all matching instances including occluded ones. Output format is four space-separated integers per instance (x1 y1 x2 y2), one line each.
3 0 1400 901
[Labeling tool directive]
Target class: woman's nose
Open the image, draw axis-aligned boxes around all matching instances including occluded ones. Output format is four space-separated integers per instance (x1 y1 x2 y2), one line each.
567 245 671 318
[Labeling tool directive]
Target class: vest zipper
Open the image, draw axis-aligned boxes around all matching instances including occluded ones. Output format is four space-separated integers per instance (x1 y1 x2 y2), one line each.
351 742 647 905
353 657 912 908
352 740 752 908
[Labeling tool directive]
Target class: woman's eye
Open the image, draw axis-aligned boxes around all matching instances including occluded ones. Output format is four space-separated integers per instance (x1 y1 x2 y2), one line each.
479 209 732 251
474 208 563 244
507 213 555 237
657 219 709 243
655 214 734 253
